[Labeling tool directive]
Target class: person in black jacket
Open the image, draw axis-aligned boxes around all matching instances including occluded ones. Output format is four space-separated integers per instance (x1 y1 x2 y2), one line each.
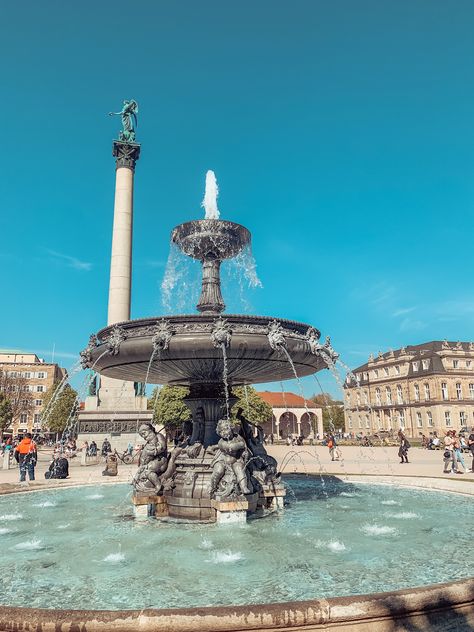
45 452 69 479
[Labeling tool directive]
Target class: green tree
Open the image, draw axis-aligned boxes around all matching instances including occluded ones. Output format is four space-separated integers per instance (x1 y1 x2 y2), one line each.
0 393 13 443
310 393 345 432
41 383 78 434
148 385 191 430
230 386 273 425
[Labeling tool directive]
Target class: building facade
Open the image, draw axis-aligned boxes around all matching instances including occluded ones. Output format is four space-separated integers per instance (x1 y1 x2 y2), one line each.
0 351 67 436
257 391 323 439
344 341 474 438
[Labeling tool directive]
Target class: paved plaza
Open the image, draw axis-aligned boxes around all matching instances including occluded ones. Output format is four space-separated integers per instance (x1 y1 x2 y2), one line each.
1 444 473 493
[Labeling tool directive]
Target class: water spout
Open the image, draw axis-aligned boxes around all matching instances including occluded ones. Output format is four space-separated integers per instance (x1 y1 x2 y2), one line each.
202 170 220 219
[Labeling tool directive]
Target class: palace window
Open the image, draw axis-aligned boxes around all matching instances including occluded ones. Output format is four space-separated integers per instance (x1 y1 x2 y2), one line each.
36 385 45 393
469 383 474 399
445 411 452 427
348 416 353 429
424 383 430 400
441 382 448 400
358 417 363 428
460 411 467 426
422 359 430 370
34 413 41 424
20 413 28 424
375 388 381 405
395 365 401 375
373 369 379 378
427 411 433 427
399 409 405 427
356 392 361 406
37 372 46 379
456 383 462 400
414 384 420 401
453 360 459 369
413 362 419 372
385 387 392 404
467 360 472 369
363 391 368 405
416 412 423 427
396 385 403 404
365 416 370 429
384 367 389 376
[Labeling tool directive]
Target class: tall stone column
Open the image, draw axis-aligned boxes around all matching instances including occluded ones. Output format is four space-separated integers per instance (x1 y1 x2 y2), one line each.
108 141 141 324
93 141 144 413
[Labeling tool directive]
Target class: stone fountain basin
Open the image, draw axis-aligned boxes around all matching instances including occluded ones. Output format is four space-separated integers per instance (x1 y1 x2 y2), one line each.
89 314 325 385
171 219 251 260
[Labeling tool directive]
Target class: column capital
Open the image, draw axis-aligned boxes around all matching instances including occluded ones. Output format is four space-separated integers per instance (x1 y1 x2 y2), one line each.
113 140 141 170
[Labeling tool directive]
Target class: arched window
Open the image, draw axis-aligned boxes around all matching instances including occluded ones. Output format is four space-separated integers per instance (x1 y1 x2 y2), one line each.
385 387 392 404
397 384 403 404
414 384 420 401
375 388 381 405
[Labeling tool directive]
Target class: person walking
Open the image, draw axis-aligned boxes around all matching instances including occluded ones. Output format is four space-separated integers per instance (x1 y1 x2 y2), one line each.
101 438 112 457
443 431 457 474
453 432 466 474
397 430 410 464
13 433 37 482
468 427 474 473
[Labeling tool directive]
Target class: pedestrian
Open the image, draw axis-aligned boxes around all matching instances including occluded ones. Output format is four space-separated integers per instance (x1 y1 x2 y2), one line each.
468 427 474 473
397 430 410 464
89 440 97 456
45 452 69 479
102 453 118 477
13 433 37 482
327 434 336 461
443 431 457 473
453 432 466 474
101 438 112 457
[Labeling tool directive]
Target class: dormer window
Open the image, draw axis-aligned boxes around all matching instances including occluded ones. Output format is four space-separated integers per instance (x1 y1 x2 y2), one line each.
453 360 459 369
384 367 389 376
412 361 419 372
395 365 400 375
422 359 430 370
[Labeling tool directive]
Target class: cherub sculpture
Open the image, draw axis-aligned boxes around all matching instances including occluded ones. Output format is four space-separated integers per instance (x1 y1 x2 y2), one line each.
132 422 169 493
208 419 251 498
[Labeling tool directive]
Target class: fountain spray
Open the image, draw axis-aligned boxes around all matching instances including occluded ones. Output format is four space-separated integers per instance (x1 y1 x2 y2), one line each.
202 170 220 219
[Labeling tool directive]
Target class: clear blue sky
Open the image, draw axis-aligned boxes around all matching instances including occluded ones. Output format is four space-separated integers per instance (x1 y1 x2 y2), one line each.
1 1 474 399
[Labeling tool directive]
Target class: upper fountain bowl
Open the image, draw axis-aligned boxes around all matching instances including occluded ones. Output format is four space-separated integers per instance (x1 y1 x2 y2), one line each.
171 219 251 261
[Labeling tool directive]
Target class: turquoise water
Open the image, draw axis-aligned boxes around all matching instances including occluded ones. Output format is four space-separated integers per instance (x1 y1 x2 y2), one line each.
0 476 472 610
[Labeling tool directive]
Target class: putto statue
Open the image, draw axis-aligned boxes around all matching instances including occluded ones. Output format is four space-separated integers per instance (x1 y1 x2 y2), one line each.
208 419 251 498
132 422 169 493
109 99 139 143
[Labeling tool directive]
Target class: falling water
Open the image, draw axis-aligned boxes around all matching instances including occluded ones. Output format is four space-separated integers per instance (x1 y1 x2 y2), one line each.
221 343 230 419
202 170 220 219
161 244 200 313
243 384 251 418
40 359 82 428
278 346 328 496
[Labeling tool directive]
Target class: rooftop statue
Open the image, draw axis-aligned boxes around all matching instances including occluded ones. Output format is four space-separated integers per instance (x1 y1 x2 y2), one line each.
109 99 139 143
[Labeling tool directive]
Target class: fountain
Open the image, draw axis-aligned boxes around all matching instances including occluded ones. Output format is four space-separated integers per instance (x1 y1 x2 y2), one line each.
81 169 337 522
3 108 472 632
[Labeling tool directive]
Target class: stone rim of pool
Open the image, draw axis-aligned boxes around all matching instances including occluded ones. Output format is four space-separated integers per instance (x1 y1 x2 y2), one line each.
0 474 473 632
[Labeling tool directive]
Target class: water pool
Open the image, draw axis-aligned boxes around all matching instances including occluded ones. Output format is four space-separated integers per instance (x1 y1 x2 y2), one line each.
0 475 471 610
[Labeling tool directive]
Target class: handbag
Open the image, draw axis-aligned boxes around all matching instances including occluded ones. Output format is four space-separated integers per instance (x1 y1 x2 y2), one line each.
443 450 451 459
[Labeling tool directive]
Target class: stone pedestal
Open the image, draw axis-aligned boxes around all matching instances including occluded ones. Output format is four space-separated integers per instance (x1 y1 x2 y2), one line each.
2 451 12 470
132 492 168 519
211 497 250 524
258 483 287 510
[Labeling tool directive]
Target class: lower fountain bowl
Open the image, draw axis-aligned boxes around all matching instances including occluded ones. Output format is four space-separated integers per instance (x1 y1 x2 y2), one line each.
87 314 325 385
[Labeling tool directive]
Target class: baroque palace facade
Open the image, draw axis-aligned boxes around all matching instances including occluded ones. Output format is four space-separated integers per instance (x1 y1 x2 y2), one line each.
344 341 474 438
0 351 67 436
